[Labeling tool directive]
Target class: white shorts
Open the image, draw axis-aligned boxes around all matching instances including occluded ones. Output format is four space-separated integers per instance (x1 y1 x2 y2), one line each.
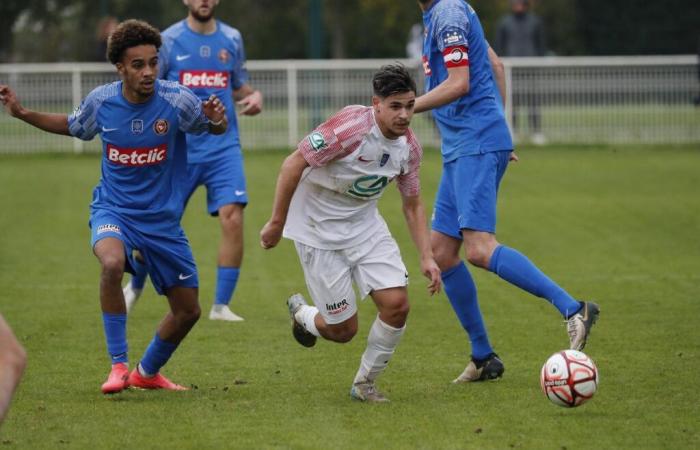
294 232 408 325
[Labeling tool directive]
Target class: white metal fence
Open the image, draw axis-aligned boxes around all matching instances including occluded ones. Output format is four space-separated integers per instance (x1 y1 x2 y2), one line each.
0 56 698 153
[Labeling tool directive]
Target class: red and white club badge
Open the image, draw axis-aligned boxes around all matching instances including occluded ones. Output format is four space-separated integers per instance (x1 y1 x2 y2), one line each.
153 119 169 135
218 49 230 64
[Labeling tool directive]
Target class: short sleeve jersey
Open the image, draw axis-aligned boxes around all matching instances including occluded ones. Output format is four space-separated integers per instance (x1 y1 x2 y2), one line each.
422 0 513 161
283 106 423 250
67 80 209 231
159 20 248 163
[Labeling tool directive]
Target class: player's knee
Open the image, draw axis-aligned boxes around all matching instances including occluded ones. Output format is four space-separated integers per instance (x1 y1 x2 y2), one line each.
431 244 460 271
220 205 243 231
384 297 410 326
100 254 125 280
326 321 358 343
1 338 26 377
175 304 201 326
465 244 492 268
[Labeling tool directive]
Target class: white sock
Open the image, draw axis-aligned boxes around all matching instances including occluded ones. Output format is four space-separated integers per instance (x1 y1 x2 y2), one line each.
295 304 321 337
353 315 406 384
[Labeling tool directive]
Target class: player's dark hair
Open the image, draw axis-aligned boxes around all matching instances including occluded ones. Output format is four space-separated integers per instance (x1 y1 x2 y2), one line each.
372 64 417 98
106 19 162 64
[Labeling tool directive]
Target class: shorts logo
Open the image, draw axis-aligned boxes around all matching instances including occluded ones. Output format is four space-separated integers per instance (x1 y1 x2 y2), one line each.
131 119 144 134
326 299 349 315
96 224 121 235
180 70 229 88
153 119 169 135
379 153 390 167
347 175 388 199
200 45 211 58
107 144 168 166
218 49 230 64
308 132 327 151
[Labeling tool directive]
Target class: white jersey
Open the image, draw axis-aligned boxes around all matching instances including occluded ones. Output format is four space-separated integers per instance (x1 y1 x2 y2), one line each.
283 105 423 250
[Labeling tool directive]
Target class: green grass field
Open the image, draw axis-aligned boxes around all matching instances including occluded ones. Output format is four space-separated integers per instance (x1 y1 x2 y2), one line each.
0 146 698 449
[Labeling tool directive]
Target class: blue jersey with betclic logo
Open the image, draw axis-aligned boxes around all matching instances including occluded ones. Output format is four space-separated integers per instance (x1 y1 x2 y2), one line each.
422 0 512 161
159 20 248 164
67 80 209 231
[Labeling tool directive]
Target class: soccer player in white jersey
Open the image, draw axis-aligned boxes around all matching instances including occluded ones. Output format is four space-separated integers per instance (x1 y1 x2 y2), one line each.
260 65 441 403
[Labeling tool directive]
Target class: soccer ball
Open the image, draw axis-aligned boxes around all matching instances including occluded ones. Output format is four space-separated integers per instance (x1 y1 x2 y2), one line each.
540 350 598 407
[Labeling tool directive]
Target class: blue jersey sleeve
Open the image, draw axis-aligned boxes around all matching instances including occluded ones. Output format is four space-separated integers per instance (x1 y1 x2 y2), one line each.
433 1 471 51
67 84 115 140
230 30 249 90
176 85 209 134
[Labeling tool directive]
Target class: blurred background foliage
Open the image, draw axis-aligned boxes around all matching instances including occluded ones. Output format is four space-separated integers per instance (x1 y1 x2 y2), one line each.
1 0 698 62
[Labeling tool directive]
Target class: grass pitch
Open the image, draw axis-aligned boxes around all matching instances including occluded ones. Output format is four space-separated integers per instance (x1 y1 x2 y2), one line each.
0 146 698 449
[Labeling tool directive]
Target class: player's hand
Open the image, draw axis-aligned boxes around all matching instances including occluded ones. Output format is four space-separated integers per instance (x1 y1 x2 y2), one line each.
260 220 283 249
0 85 24 118
237 90 262 116
203 94 226 124
509 151 519 162
421 257 442 296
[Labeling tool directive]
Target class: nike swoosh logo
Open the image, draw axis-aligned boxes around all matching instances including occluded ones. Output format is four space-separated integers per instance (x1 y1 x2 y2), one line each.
235 190 246 196
178 273 194 280
358 156 373 162
176 54 191 61
102 127 118 132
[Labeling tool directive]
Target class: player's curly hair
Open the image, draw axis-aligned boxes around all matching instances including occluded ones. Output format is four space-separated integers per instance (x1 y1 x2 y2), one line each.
372 64 417 98
106 19 162 65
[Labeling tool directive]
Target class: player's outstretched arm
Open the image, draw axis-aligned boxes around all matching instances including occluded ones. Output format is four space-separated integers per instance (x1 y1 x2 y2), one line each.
202 94 228 135
401 193 442 295
0 85 70 136
260 149 309 249
0 314 26 427
414 65 470 114
488 46 507 108
233 84 263 116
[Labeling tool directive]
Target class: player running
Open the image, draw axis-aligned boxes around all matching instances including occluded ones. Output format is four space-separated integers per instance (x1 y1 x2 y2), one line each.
0 20 227 393
415 0 599 383
260 64 441 403
122 0 263 322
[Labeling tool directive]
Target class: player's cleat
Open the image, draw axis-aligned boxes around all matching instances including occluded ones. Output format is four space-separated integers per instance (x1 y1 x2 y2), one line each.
126 369 188 391
567 301 600 351
350 381 389 403
122 280 142 313
287 293 317 348
209 304 245 322
453 353 505 383
101 363 130 394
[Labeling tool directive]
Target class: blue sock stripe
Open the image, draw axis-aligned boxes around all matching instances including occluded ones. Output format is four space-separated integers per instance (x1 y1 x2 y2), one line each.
102 312 128 364
488 245 581 317
139 333 179 375
442 262 493 360
215 266 240 306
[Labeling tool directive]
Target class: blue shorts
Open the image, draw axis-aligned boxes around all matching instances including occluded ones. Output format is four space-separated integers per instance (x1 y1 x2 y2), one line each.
184 149 248 216
432 150 511 238
90 210 198 295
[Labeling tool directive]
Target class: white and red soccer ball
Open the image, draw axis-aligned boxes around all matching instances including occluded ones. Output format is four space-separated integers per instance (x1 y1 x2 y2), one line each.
540 350 598 407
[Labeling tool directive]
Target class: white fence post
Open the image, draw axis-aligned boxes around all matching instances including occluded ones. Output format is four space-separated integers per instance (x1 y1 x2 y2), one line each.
71 68 83 154
287 62 299 148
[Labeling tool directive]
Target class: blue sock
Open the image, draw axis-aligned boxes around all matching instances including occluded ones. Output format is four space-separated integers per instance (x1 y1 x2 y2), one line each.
139 333 179 375
130 259 147 290
214 266 240 306
102 312 128 364
442 262 494 360
488 245 582 318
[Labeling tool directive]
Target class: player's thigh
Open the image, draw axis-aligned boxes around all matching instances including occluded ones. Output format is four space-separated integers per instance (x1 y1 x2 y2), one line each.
90 211 133 271
431 161 462 240
294 241 356 325
202 151 248 216
140 227 198 296
352 233 408 301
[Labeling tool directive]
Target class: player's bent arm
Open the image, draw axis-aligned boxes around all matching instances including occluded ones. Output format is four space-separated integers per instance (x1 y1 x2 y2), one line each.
0 314 26 425
488 46 507 108
0 85 70 135
414 66 470 113
260 150 309 249
401 193 442 294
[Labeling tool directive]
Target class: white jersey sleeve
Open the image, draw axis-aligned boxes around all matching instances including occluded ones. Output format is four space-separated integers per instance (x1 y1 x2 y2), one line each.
396 128 422 197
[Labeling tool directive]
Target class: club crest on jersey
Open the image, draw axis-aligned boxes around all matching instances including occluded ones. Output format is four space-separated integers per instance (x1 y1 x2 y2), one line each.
218 49 230 64
441 29 466 47
131 119 144 134
200 45 211 58
153 119 169 135
308 132 327 151
379 153 390 167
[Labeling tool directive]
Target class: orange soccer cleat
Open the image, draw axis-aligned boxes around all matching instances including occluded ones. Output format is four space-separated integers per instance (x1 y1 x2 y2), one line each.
126 368 188 391
101 363 130 394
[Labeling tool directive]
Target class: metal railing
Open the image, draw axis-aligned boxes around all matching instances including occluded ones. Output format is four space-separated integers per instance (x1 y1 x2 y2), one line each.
0 55 698 153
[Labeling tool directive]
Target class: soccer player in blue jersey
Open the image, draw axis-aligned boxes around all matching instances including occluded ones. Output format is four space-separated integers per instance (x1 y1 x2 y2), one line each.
415 0 599 383
0 20 227 393
122 0 263 322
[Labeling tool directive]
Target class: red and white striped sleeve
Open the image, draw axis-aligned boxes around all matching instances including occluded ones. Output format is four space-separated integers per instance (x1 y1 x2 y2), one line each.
297 106 373 167
396 129 423 197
